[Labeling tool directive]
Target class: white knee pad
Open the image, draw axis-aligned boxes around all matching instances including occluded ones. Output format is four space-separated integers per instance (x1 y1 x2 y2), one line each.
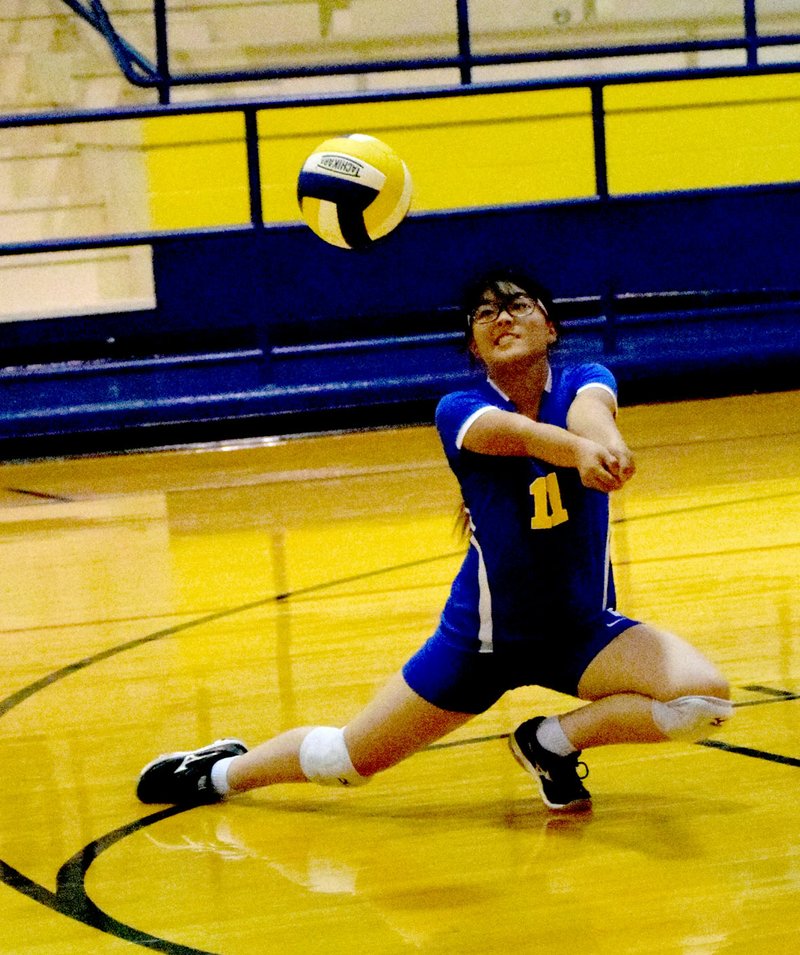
651 695 734 742
298 727 369 787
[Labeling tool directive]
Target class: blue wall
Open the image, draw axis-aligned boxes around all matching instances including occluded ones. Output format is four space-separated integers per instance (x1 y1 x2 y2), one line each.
1 183 798 457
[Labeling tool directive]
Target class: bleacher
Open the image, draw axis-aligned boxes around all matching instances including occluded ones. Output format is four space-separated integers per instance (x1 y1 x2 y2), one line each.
0 1 799 458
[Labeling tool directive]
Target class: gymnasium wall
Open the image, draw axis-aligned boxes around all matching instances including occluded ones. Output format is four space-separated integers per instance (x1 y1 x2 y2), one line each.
141 73 800 230
2 9 800 456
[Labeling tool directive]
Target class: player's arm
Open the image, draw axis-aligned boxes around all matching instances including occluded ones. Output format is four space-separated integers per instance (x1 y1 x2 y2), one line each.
566 386 636 487
461 408 622 492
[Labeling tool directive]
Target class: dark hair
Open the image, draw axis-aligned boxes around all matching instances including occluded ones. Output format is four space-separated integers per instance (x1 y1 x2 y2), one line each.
462 267 560 342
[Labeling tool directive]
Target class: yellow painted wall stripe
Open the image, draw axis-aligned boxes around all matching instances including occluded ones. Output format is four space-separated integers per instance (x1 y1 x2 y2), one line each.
605 74 800 194
140 76 800 231
142 113 250 230
257 89 597 222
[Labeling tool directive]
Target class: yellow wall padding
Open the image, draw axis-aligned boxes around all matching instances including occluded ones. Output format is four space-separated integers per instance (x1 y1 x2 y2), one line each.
142 112 251 229
257 88 597 222
605 74 800 194
140 75 800 231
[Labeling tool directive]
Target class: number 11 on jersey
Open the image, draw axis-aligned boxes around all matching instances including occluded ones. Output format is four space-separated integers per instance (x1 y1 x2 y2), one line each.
530 472 569 529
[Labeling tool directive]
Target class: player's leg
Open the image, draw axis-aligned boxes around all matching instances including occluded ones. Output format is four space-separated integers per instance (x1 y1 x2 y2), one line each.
560 622 732 748
137 670 476 805
227 670 475 789
508 623 732 810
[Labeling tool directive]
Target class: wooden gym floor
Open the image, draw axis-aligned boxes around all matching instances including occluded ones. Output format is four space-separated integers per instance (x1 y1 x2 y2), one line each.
0 389 798 954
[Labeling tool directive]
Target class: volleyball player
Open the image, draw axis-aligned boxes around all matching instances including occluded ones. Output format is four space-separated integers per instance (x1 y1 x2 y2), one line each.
137 268 733 811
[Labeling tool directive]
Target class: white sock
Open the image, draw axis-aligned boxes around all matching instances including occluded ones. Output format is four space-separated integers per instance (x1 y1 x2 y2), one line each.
210 756 235 796
536 716 577 757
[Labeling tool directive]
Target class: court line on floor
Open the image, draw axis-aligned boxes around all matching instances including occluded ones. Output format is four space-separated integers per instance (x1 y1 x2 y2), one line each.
0 609 212 637
614 539 798 566
697 739 800 767
695 685 800 767
54 807 217 954
1 809 213 955
32 683 800 955
0 550 464 718
1 552 797 953
5 486 75 502
0 550 468 952
611 487 800 526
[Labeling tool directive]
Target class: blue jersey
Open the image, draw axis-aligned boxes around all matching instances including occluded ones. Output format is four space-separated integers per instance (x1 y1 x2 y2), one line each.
435 362 619 654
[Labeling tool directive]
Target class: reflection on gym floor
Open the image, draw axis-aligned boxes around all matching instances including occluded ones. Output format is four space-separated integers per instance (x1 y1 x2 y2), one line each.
0 389 798 955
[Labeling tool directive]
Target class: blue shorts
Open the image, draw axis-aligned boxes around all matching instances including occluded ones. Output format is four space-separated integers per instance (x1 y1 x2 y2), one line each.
402 609 639 714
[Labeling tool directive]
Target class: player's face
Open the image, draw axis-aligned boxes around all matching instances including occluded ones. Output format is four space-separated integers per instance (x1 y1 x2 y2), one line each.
468 281 557 368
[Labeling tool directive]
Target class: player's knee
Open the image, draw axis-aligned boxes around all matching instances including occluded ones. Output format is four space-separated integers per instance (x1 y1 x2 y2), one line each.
298 726 371 787
651 695 734 742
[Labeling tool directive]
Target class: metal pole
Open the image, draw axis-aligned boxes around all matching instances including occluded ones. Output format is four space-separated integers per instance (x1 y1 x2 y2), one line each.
153 0 171 104
455 0 473 85
743 0 759 68
244 108 264 228
590 83 616 354
591 84 609 199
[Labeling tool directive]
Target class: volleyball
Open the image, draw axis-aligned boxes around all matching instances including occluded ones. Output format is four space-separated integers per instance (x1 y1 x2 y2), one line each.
297 134 413 250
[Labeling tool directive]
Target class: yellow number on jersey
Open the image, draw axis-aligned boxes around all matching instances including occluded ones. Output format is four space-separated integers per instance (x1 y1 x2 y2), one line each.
529 472 569 530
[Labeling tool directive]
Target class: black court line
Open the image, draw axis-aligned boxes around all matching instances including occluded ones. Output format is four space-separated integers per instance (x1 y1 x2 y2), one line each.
52 683 800 955
742 683 798 698
734 694 800 707
615 540 798 566
427 732 509 750
0 550 464 719
697 687 800 766
0 609 213 637
0 545 797 953
611 488 800 527
0 550 464 953
631 426 800 455
54 808 218 955
697 739 800 767
2 808 214 955
6 486 75 503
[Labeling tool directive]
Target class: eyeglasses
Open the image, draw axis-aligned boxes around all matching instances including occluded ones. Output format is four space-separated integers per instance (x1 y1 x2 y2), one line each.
469 295 545 326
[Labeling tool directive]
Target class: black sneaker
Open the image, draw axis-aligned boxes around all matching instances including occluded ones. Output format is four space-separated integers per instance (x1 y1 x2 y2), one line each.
509 717 591 810
137 739 248 806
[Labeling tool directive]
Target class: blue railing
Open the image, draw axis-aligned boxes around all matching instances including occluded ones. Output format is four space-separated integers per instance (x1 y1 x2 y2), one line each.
57 0 800 103
4 53 800 259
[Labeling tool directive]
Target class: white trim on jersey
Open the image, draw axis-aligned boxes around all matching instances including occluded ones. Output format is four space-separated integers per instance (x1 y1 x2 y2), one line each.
575 381 618 410
455 405 495 450
458 365 555 450
487 378 510 402
469 525 494 654
602 516 612 609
